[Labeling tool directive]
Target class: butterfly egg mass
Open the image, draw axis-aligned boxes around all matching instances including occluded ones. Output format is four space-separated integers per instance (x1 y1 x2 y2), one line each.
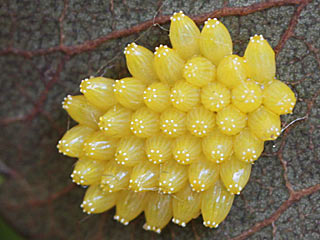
57 11 296 233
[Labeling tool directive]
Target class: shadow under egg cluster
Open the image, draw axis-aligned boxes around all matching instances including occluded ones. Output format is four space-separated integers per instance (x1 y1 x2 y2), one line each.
57 11 296 233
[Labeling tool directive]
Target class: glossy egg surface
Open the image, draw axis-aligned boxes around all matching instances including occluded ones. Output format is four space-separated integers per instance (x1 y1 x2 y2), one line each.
57 11 296 234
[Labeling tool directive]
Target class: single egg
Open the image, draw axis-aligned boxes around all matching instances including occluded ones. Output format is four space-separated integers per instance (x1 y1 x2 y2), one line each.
115 190 147 225
201 82 231 112
219 155 252 195
172 184 201 227
188 155 220 192
143 192 172 234
143 82 171 112
113 77 146 110
81 184 118 214
159 160 188 194
98 104 132 138
244 34 275 84
233 128 264 163
114 135 146 166
57 125 95 158
172 134 202 165
170 80 200 112
248 106 281 141
216 105 247 135
183 56 216 87
200 18 232 66
186 106 216 137
80 77 117 111
201 180 234 228
145 135 173 164
154 45 185 86
202 128 233 164
169 11 200 60
232 79 263 113
71 157 105 186
160 108 187 137
124 43 158 84
217 55 247 89
129 161 159 192
263 79 296 115
83 131 118 161
130 107 160 138
62 95 104 129
100 160 131 192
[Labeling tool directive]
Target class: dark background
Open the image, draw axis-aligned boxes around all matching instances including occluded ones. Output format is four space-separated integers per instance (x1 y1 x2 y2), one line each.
0 0 319 239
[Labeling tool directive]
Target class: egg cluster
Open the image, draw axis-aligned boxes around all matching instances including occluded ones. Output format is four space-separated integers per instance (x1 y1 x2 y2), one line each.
57 12 296 233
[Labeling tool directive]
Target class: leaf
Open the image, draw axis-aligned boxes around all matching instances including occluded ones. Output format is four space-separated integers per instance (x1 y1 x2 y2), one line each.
0 0 319 239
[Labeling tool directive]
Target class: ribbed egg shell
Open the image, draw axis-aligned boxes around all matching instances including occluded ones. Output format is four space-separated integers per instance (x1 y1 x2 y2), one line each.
169 12 200 60
62 95 104 129
220 155 252 194
57 125 94 158
100 160 131 192
188 155 220 192
81 184 118 214
57 11 298 233
80 77 117 111
201 180 234 228
143 192 172 234
115 190 147 225
200 18 232 66
172 184 201 227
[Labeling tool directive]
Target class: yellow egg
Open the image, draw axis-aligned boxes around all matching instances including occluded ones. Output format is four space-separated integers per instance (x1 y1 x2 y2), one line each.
113 77 146 110
129 161 159 192
170 80 200 112
143 82 171 112
200 18 232 66
172 134 202 165
186 106 215 137
172 184 201 227
124 43 158 84
248 106 281 141
233 128 264 163
169 11 200 60
100 160 131 192
244 34 275 83
80 184 118 214
263 79 296 115
83 131 118 161
143 192 172 234
220 155 252 194
130 107 159 138
145 135 173 164
216 105 247 135
202 128 233 164
115 191 147 225
114 135 146 166
160 108 187 137
154 45 185 86
159 160 188 194
183 56 216 87
71 157 105 186
62 95 104 129
98 104 132 138
232 79 263 113
188 155 219 192
201 82 231 112
217 55 247 89
57 125 94 158
80 77 117 111
201 180 234 228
